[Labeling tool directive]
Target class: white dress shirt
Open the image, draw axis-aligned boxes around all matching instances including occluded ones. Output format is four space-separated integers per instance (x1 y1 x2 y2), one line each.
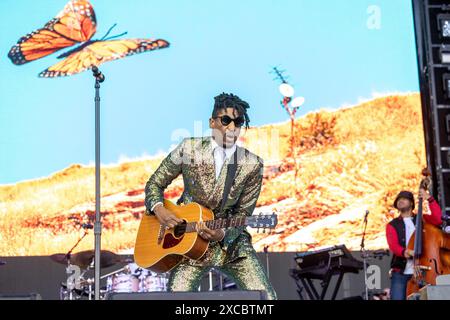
210 137 237 180
403 217 415 275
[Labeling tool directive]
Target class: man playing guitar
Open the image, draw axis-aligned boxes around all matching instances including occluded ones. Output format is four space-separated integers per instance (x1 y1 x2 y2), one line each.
144 93 277 299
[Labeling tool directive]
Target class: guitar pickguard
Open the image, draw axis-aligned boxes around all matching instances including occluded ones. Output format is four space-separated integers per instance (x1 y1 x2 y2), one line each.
162 232 184 249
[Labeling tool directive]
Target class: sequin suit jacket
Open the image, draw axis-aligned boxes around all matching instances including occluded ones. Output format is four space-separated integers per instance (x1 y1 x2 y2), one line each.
144 136 264 264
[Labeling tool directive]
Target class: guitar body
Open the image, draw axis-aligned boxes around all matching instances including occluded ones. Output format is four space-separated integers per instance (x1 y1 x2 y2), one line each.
134 199 213 273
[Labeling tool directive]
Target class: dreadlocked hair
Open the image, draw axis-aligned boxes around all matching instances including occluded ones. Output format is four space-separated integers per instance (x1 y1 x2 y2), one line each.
212 93 250 129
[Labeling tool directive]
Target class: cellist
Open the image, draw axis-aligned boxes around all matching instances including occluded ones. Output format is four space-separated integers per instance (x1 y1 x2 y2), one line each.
385 188 442 300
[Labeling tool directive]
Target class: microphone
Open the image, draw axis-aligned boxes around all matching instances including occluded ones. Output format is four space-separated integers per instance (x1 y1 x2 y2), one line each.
91 66 105 83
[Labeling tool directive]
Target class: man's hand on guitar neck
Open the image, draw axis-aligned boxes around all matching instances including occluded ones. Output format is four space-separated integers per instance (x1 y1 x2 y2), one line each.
196 222 225 242
153 203 183 229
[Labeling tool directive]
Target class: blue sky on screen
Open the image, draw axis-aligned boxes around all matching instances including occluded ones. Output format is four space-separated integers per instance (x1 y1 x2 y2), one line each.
0 0 419 184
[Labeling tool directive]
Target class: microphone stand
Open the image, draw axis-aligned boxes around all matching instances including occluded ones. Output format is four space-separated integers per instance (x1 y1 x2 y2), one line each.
65 229 90 263
92 66 105 300
360 210 369 300
63 225 90 299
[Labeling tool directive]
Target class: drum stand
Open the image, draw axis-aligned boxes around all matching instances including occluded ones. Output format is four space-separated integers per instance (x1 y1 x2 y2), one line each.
62 268 88 300
207 268 225 291
63 228 90 300
208 269 214 291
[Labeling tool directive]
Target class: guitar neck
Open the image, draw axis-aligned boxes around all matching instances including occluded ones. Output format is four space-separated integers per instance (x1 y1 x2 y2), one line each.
185 217 247 233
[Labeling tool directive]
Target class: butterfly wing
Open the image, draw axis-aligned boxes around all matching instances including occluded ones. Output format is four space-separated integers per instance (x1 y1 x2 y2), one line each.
8 0 96 65
39 38 170 78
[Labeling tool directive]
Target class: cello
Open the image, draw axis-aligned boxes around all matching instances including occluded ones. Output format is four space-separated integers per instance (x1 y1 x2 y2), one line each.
406 169 450 296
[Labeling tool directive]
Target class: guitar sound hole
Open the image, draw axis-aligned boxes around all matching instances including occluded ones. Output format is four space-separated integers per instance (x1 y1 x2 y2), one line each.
174 221 187 238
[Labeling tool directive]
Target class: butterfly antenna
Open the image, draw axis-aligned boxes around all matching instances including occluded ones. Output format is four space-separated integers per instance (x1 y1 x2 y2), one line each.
104 31 128 41
101 23 118 40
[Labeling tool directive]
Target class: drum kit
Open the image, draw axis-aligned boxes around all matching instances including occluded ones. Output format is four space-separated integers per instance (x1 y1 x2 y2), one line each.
47 219 169 300
47 219 235 299
50 250 168 300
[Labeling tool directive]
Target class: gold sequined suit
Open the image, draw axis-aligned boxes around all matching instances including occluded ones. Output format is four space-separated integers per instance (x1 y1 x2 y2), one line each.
144 136 277 299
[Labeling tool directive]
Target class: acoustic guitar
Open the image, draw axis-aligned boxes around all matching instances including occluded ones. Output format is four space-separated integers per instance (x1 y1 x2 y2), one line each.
134 199 278 273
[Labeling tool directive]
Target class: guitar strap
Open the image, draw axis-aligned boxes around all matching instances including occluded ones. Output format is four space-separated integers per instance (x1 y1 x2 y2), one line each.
219 148 239 215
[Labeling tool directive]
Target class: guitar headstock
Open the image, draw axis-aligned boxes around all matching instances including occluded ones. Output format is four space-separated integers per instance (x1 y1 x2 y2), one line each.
246 213 278 231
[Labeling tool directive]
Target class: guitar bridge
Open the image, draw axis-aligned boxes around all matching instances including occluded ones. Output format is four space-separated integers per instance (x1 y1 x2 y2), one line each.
418 265 432 271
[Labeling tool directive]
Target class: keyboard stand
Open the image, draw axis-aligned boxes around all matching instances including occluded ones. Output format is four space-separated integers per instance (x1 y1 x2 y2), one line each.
290 269 346 300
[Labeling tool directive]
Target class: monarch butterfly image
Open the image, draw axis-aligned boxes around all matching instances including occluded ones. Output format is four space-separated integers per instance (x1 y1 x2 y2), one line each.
7 0 169 77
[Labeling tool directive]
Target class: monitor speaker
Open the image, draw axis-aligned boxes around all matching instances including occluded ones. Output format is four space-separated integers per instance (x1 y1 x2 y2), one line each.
409 285 450 300
419 285 450 300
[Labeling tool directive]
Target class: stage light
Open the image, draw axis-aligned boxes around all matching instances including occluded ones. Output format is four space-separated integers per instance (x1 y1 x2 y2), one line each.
440 47 450 63
446 114 450 141
279 83 294 97
442 20 450 37
438 14 450 38
415 0 450 236
291 96 305 108
443 73 450 98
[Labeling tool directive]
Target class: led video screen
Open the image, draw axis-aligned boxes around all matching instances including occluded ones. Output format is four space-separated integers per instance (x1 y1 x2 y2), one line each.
0 0 425 256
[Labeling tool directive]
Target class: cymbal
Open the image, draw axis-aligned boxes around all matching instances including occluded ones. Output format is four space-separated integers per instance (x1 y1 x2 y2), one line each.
49 254 69 265
50 250 124 269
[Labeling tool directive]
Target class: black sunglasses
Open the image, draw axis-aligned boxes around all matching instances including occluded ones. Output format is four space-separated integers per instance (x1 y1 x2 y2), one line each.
214 115 245 128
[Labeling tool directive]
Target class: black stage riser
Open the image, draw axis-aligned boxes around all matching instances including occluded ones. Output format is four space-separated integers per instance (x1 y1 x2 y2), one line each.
0 252 392 300
105 290 267 300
